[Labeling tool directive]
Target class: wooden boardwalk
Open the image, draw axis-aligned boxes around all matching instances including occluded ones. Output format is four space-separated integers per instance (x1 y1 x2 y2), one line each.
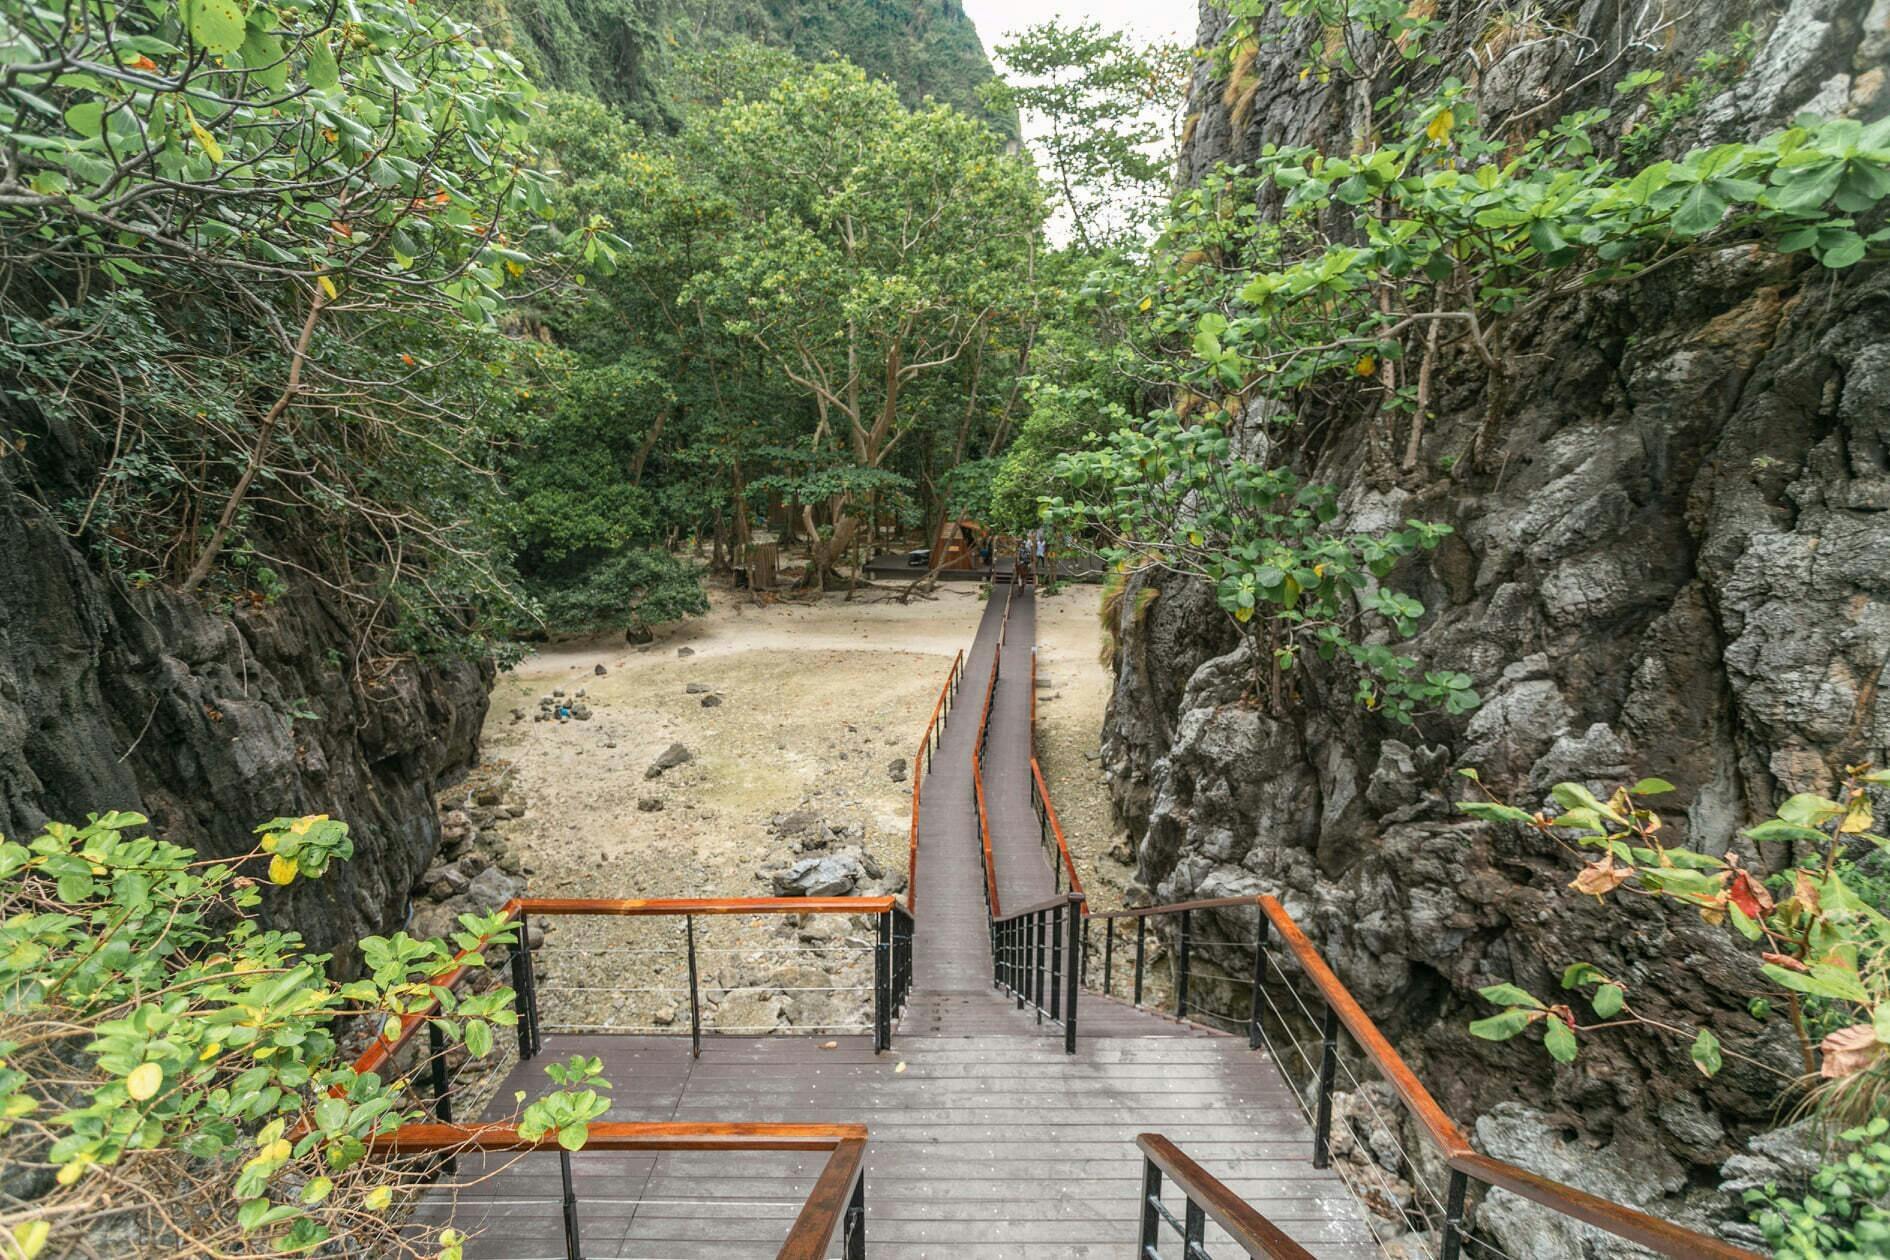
415 576 1378 1258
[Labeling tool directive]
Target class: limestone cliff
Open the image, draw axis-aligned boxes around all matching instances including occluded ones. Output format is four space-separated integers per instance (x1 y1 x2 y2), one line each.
0 450 488 973
1106 0 1890 1250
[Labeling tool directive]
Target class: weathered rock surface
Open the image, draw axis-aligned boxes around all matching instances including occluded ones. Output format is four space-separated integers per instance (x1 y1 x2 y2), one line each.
645 742 693 778
0 459 487 973
1109 0 1890 1248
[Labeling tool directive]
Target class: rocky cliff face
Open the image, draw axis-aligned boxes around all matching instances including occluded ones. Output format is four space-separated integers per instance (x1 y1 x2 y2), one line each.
0 452 489 973
1107 0 1890 1250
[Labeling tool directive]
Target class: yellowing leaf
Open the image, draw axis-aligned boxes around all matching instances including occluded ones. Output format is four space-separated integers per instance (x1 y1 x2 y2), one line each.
11 1221 50 1260
268 854 298 884
126 1062 163 1101
1427 108 1455 143
1137 296 1152 312
263 1139 291 1163
317 274 339 301
189 118 223 163
364 1185 393 1211
1354 354 1376 377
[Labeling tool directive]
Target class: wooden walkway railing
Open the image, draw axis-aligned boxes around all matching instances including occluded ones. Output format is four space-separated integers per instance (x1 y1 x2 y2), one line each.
1137 1133 1317 1259
905 648 963 913
373 1120 868 1260
353 895 915 1093
1088 896 1764 1260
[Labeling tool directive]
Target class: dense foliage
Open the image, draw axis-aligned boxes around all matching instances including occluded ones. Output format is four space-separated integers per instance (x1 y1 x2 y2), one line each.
0 812 600 1256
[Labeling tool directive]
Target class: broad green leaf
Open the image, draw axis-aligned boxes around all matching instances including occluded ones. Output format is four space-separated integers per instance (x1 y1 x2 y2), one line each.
1690 1027 1723 1077
180 0 247 55
1477 983 1543 1010
1592 983 1625 1018
1469 1009 1534 1041
1543 1017 1578 1063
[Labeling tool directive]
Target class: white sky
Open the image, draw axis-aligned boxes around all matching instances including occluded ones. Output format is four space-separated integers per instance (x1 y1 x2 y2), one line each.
962 1 1195 242
961 0 1193 62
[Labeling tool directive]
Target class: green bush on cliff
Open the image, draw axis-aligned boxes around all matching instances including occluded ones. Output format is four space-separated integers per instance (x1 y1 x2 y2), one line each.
0 813 599 1257
1461 766 1890 1255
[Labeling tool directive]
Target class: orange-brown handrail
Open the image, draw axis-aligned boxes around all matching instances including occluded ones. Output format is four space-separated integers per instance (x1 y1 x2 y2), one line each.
907 648 964 913
1026 645 1083 898
971 637 1002 918
353 895 899 1079
1091 895 1762 1260
371 1121 868 1259
1136 1133 1317 1259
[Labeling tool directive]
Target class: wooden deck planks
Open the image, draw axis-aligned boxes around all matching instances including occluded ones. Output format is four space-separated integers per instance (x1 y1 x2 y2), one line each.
412 577 1381 1258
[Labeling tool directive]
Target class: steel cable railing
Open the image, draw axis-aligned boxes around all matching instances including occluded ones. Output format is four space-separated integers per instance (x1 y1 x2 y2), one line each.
1084 895 1762 1260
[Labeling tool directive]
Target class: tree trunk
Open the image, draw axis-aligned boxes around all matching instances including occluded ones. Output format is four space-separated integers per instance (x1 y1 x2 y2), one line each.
182 285 325 593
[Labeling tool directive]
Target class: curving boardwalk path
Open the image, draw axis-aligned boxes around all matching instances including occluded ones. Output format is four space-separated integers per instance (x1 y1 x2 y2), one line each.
417 575 1378 1258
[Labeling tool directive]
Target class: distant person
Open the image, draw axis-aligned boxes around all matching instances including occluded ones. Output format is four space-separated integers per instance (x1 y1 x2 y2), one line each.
1033 530 1047 583
1016 536 1030 580
980 536 993 570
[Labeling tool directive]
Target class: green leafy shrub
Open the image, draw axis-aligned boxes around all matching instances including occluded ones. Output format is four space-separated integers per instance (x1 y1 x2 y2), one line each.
0 811 596 1256
1460 765 1890 1091
1746 1118 1890 1259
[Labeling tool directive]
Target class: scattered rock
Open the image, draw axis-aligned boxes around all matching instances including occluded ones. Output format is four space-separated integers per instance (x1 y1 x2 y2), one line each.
772 854 862 897
887 758 907 782
424 864 469 899
685 682 712 694
638 797 665 812
653 1005 677 1027
645 743 694 779
594 663 607 676
571 704 592 720
700 694 722 708
677 646 695 657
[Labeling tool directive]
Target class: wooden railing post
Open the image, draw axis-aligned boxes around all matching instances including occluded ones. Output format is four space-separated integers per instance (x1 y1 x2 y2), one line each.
685 914 702 1059
1313 1005 1340 1169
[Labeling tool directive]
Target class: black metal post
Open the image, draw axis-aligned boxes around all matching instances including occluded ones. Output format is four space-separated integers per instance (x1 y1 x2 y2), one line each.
844 1170 867 1260
1176 909 1192 1020
558 1148 580 1260
1033 911 1046 1023
1049 905 1063 1022
1103 917 1115 999
1185 1198 1206 1253
685 914 702 1059
1250 915 1270 1052
509 944 535 1061
1133 916 1146 1006
875 908 892 1053
1440 1167 1470 1260
523 933 542 1056
1139 1156 1162 1252
994 920 1005 991
1313 1005 1340 1168
1015 919 1026 1010
1064 898 1081 1055
426 1020 453 1123
1081 914 1090 987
